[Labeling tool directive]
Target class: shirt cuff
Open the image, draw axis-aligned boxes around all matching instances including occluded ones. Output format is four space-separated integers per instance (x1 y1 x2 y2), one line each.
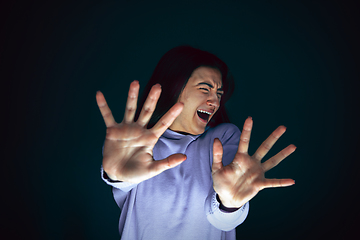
100 167 137 192
205 191 249 231
216 194 240 213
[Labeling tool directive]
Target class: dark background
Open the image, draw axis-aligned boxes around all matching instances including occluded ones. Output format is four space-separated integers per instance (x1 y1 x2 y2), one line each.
2 0 359 239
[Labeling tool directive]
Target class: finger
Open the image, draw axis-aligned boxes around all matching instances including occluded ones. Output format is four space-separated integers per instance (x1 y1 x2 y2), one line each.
137 84 162 127
123 80 140 124
150 153 187 175
238 117 253 153
212 138 224 173
261 178 295 190
262 144 296 172
253 125 286 161
150 102 184 138
96 91 116 127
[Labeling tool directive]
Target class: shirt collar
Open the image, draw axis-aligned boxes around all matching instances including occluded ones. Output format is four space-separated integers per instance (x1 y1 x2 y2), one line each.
162 128 203 141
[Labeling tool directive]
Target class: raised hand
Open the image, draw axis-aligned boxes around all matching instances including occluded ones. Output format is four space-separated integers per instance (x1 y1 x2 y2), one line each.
96 80 185 183
212 117 296 208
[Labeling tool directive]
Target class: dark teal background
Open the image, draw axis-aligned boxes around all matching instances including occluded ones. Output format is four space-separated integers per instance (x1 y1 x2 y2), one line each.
3 1 359 239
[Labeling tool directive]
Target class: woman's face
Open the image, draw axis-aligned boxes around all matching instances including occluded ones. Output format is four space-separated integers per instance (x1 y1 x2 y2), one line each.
169 66 223 135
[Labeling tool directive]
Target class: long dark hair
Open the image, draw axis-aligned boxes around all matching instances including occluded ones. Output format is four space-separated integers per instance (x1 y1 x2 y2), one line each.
135 45 235 128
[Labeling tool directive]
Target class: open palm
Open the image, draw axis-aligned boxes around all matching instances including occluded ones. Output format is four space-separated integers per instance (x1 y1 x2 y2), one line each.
96 81 185 183
212 117 296 208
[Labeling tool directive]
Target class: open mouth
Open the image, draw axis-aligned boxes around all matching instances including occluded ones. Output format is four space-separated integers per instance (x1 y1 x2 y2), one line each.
197 110 211 123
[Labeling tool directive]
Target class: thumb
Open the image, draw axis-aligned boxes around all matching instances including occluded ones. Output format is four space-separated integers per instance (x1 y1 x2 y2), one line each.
212 138 223 173
150 153 187 174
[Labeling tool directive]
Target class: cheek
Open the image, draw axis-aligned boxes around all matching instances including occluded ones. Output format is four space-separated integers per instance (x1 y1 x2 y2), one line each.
179 91 207 115
181 92 201 106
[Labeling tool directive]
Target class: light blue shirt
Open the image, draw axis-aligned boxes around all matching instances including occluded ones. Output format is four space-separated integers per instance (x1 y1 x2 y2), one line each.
101 123 249 240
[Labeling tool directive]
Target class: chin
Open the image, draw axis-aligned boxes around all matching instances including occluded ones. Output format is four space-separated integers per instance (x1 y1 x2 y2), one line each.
191 127 206 135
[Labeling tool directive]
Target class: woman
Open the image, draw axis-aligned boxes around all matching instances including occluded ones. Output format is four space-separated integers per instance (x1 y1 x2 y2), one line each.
96 46 296 239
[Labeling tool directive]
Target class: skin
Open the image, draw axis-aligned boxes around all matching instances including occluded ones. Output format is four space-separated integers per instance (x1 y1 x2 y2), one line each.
169 67 224 135
96 67 296 208
96 81 186 184
212 118 296 208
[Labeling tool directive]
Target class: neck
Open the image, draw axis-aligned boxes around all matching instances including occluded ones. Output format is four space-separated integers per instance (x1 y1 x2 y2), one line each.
168 127 191 135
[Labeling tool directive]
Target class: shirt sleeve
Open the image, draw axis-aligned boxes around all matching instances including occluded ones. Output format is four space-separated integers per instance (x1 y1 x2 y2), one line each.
205 123 250 231
205 190 249 231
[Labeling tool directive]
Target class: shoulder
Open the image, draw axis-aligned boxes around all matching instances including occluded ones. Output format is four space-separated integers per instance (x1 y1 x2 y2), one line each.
211 123 240 135
203 123 241 143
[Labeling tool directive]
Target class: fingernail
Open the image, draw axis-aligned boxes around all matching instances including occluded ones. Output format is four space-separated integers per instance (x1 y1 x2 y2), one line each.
248 116 252 119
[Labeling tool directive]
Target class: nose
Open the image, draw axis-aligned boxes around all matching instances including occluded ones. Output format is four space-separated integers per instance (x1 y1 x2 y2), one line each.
207 92 220 109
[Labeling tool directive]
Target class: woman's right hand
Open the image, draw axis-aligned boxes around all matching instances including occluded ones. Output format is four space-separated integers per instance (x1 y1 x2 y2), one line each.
96 80 186 183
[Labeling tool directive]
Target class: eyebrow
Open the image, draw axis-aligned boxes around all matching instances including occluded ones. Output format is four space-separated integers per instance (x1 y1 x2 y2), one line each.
197 82 224 92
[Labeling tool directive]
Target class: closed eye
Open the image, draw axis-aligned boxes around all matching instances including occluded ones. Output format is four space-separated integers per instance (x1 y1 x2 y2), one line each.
200 88 223 99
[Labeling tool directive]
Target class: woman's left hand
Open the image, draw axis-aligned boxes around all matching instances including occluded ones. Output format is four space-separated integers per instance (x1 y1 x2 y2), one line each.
212 117 296 208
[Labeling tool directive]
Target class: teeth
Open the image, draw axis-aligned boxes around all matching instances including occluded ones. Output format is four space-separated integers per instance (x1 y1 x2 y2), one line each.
198 110 211 115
